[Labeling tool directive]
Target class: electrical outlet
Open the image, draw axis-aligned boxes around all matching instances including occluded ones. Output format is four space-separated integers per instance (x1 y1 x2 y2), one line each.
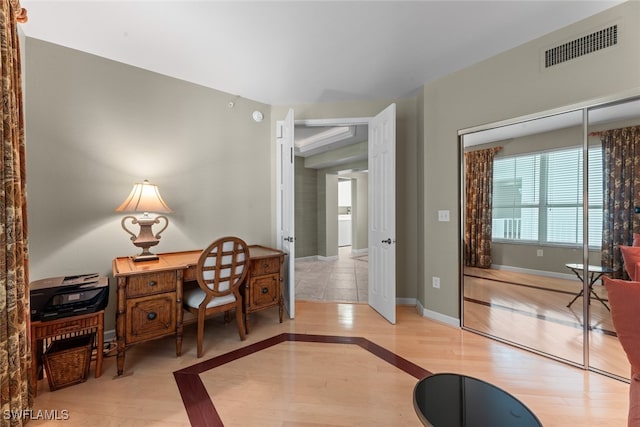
537 249 543 257
432 277 440 289
438 210 450 222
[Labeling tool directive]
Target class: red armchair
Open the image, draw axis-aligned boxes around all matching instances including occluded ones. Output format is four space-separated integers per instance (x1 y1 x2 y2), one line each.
604 276 640 427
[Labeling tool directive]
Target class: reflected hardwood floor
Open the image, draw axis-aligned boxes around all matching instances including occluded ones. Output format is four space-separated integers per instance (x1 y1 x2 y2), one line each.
464 267 628 379
29 302 628 426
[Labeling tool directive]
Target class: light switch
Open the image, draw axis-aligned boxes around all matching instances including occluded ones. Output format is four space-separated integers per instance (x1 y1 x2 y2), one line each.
438 210 450 222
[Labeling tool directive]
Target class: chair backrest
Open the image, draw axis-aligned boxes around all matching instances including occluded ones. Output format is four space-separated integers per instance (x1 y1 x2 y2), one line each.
196 236 250 297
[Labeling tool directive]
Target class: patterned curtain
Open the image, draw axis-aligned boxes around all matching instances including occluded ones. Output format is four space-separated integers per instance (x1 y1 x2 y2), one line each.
464 146 501 268
0 1 30 426
600 126 640 278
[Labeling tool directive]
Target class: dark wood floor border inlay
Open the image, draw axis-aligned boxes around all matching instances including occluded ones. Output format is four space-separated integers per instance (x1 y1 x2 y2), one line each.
464 272 610 300
464 297 617 337
173 333 432 427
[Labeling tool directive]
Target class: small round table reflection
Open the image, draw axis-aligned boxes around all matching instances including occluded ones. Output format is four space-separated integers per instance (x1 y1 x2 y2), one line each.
413 373 542 427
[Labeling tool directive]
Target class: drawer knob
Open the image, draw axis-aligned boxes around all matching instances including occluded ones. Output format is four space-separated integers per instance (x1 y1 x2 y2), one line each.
261 287 269 294
147 312 157 321
263 263 269 268
149 281 157 287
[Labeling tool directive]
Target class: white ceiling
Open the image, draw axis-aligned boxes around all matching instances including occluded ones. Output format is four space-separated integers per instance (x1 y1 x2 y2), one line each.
20 0 625 106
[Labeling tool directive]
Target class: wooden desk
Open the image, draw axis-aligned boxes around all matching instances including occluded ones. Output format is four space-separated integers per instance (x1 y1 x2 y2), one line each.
30 310 104 396
112 245 284 375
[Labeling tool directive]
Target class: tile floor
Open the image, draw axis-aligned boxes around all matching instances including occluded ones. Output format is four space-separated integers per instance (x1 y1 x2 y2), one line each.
295 246 368 303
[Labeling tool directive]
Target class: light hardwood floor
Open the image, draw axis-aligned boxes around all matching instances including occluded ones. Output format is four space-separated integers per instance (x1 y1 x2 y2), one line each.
29 301 629 426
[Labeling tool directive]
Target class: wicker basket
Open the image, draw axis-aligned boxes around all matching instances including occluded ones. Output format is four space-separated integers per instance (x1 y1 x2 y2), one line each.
43 333 94 391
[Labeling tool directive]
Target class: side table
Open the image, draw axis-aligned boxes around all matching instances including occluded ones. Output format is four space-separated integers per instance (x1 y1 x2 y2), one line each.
414 373 541 426
565 263 613 311
30 310 104 396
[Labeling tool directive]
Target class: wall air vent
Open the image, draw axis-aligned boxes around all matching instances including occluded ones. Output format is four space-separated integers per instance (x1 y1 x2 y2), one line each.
545 24 617 68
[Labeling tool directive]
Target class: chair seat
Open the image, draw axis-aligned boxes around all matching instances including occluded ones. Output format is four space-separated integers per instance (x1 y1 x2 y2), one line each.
184 287 236 309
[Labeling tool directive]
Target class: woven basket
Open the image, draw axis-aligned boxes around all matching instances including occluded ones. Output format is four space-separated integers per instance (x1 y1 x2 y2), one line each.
43 333 94 391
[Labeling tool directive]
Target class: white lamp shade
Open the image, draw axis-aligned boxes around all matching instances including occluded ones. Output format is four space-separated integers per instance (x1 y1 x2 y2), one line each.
115 180 172 213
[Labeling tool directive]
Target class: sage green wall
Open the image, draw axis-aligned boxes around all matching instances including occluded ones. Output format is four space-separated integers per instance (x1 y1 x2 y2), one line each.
316 160 367 258
294 156 318 258
295 141 368 259
272 97 418 299
351 172 368 252
416 89 425 307
491 244 601 276
25 39 273 331
421 1 640 319
324 174 339 258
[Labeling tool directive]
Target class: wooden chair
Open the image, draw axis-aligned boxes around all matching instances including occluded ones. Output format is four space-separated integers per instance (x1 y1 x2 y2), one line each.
183 236 249 358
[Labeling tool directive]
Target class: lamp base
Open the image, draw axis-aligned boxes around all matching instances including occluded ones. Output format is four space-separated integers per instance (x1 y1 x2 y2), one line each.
121 214 169 263
132 253 159 262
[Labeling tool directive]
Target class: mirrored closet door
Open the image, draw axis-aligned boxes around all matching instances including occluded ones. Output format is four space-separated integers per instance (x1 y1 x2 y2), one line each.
460 94 640 379
586 98 640 378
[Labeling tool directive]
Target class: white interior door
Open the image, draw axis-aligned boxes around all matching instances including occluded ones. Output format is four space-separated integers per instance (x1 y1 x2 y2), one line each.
277 109 295 319
368 103 396 324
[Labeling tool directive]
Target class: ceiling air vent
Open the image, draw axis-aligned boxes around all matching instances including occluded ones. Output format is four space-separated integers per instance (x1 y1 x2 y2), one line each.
545 24 617 68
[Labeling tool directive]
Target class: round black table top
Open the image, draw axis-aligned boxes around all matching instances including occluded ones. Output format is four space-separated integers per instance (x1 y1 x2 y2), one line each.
413 373 542 427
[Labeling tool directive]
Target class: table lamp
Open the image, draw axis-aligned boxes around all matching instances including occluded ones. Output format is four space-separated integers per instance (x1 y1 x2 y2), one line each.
116 179 172 262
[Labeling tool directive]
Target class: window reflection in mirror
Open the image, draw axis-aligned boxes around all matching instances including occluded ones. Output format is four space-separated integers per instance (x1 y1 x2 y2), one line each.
462 111 585 367
461 97 640 379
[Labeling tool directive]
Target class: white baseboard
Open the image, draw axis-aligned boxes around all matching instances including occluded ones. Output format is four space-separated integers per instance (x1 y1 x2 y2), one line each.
351 247 369 255
295 255 320 261
397 297 416 305
295 254 340 262
317 255 339 262
296 249 367 261
415 300 460 328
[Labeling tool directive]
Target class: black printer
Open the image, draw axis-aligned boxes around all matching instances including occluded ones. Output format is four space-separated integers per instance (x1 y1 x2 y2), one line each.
30 273 109 321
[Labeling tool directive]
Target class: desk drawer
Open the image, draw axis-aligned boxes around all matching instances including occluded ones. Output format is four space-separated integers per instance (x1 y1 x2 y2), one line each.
250 257 281 276
183 266 198 283
248 274 279 310
32 315 101 340
125 293 176 343
126 271 176 298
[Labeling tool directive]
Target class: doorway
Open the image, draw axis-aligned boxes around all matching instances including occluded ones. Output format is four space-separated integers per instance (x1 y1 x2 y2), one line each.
293 122 369 303
277 104 397 323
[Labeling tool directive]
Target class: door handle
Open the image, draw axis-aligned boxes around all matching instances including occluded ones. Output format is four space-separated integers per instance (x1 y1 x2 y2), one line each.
284 236 295 242
381 238 392 244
